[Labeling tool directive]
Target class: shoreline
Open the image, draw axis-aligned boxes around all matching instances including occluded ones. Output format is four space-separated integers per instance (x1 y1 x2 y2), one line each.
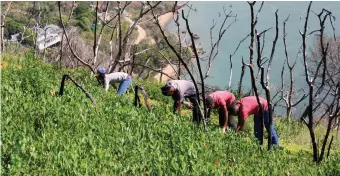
158 12 174 28
153 12 178 82
154 11 197 83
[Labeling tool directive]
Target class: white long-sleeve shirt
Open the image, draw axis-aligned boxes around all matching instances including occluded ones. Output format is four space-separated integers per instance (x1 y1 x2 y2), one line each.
104 72 129 91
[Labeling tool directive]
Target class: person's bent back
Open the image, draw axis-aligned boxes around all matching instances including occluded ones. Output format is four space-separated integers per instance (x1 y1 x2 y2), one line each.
160 80 200 122
205 91 237 133
96 68 132 95
229 96 279 146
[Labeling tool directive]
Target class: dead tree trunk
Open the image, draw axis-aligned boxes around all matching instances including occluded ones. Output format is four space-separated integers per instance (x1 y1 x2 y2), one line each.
319 83 340 162
59 74 96 105
134 84 152 112
326 135 334 158
238 57 246 96
255 10 279 151
0 1 12 53
245 1 265 144
182 11 208 121
300 1 319 162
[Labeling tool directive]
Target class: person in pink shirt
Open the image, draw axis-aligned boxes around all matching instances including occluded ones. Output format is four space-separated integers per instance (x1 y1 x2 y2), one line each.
205 91 237 133
228 96 279 145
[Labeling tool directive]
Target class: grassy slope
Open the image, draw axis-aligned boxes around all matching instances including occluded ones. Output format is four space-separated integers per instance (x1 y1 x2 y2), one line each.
1 52 340 175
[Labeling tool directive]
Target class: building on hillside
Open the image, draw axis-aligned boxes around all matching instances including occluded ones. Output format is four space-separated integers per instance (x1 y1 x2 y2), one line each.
36 24 63 50
10 33 20 42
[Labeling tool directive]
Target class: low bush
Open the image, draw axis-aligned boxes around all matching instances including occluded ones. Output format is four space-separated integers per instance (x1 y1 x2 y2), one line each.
1 52 339 175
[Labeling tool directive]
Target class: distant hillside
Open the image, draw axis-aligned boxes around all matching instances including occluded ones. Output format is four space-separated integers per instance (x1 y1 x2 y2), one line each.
1 1 190 78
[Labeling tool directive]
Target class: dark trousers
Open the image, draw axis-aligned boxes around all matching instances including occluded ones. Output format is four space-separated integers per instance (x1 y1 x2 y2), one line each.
218 108 237 130
254 110 279 145
188 96 200 124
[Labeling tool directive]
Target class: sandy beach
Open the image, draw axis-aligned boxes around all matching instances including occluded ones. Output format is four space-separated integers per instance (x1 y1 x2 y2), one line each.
124 16 156 45
158 12 174 28
153 12 181 82
125 9 191 83
124 9 180 82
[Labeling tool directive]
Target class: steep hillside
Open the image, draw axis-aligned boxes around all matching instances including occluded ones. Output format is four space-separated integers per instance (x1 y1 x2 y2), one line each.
1 52 340 175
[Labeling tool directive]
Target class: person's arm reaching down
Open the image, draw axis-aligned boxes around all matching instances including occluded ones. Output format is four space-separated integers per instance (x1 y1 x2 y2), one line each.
173 90 182 113
173 100 182 113
236 116 245 132
183 101 193 109
104 79 110 92
221 106 229 133
224 106 229 132
206 107 212 119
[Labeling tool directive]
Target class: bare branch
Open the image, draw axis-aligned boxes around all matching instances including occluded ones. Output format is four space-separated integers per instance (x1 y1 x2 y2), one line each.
59 74 96 105
148 2 202 107
122 62 175 80
0 1 12 28
205 6 237 79
319 83 340 161
155 49 179 77
59 1 76 68
228 55 233 89
231 34 250 57
254 1 264 26
258 27 273 36
58 2 96 74
182 9 208 121
300 2 313 85
98 2 131 28
238 56 246 96
109 22 118 68
110 1 162 73
0 1 12 53
230 34 250 88
261 10 279 150
266 10 279 85
92 1 100 68
300 1 320 162
292 93 308 107
246 2 266 147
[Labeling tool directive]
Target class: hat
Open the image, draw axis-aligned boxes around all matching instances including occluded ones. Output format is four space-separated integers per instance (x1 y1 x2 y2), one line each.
97 68 105 75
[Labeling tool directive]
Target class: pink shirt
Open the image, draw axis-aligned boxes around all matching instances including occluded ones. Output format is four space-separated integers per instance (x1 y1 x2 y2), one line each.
209 91 235 108
237 96 268 121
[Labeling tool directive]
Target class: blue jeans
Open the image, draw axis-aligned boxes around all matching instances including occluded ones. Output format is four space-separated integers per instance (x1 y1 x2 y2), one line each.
117 76 132 95
254 110 279 146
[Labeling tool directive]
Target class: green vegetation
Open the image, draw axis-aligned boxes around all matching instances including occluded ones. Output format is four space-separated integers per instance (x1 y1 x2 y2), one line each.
3 18 25 38
74 2 95 32
3 2 94 41
1 52 340 175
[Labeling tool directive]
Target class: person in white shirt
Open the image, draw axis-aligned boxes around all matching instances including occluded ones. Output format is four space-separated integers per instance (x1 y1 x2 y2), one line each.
96 68 132 95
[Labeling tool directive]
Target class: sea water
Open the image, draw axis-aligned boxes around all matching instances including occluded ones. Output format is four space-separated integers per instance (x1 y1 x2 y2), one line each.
165 1 340 116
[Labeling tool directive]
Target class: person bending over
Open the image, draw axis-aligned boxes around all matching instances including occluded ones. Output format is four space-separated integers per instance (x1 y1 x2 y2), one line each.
96 68 132 95
205 91 237 133
161 80 201 122
228 96 279 146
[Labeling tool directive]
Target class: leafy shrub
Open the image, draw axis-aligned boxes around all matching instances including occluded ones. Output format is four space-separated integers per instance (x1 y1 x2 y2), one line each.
21 29 37 46
1 53 340 175
4 18 24 38
74 2 95 31
77 16 92 31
